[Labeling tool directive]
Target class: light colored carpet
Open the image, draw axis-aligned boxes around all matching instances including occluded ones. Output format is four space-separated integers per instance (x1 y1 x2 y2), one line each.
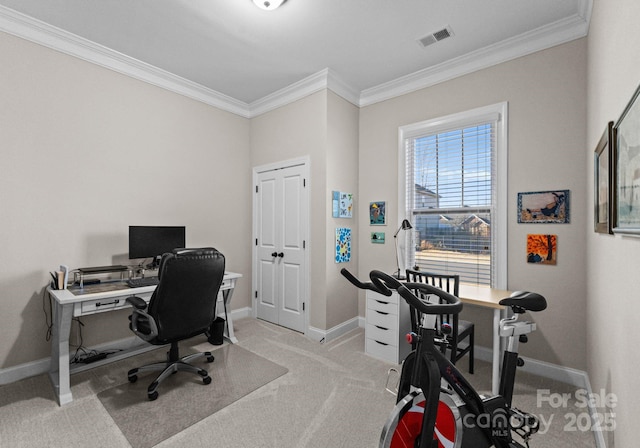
97 344 288 448
0 318 598 447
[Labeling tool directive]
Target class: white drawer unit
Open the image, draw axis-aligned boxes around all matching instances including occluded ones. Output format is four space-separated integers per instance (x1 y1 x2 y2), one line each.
365 290 411 364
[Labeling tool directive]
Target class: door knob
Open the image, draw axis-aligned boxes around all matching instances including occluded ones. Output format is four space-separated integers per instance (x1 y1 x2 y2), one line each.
277 252 284 258
271 252 278 257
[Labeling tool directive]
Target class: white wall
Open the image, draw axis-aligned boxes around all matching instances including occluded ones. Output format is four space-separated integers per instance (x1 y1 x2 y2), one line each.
0 31 251 368
359 38 588 369
587 0 640 445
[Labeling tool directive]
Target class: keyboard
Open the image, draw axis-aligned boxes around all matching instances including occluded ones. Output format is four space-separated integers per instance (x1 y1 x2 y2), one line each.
127 276 159 288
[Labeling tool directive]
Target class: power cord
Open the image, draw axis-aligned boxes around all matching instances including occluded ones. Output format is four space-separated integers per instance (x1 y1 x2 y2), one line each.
68 318 124 364
42 287 54 341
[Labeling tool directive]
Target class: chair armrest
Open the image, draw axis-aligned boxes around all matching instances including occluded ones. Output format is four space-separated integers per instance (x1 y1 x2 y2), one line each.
129 308 159 342
127 296 157 342
126 295 148 310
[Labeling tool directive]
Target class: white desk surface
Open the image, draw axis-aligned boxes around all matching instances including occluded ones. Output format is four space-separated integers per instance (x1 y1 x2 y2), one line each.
49 271 242 304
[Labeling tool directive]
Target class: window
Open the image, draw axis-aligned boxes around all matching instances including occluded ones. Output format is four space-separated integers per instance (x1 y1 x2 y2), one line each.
399 103 507 288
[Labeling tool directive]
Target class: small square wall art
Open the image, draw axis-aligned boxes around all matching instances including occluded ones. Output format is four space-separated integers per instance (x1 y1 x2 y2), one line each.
526 234 557 265
335 227 352 263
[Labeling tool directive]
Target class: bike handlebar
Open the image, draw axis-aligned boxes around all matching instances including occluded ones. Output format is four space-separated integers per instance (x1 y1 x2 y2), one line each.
340 268 463 316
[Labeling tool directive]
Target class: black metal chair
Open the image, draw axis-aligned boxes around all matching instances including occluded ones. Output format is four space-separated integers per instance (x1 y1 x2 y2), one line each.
406 269 475 373
126 247 225 400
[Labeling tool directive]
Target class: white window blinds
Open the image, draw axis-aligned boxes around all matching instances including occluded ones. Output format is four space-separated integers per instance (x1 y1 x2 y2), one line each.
404 118 497 286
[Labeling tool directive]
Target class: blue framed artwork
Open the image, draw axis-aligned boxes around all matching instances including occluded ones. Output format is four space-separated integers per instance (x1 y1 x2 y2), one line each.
369 201 386 225
517 190 570 224
332 191 353 218
335 227 351 263
371 232 385 244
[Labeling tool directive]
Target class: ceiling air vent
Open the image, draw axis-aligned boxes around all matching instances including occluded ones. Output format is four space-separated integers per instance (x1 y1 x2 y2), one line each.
418 25 454 48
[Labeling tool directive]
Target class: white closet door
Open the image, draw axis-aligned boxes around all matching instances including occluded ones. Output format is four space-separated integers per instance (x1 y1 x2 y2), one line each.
255 163 306 333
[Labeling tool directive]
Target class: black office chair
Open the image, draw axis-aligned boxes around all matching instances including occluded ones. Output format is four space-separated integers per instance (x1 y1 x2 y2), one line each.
126 247 225 400
405 269 475 373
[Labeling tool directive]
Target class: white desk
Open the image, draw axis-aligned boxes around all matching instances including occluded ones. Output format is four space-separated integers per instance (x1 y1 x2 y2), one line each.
48 271 241 406
458 284 511 395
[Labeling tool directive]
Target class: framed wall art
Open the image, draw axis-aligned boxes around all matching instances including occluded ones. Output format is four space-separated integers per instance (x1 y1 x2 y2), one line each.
517 190 570 224
369 201 386 225
527 234 557 265
594 122 614 234
613 83 640 235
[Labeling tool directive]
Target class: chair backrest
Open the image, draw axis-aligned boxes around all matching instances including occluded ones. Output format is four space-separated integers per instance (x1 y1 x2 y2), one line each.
405 269 460 331
405 269 459 297
148 248 225 343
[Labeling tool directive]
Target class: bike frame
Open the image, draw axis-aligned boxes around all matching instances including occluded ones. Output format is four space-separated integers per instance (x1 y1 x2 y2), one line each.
339 268 542 448
398 320 516 448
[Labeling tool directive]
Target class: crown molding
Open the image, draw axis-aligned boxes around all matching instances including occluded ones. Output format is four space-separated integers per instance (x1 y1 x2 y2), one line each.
0 1 591 116
247 68 360 117
248 69 329 117
0 5 251 118
359 6 592 107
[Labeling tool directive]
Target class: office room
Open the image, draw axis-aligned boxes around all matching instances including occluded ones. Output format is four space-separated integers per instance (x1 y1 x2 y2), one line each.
0 0 638 447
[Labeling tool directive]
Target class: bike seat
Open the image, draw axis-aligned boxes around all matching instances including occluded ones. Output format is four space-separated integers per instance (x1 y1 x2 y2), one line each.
499 291 547 312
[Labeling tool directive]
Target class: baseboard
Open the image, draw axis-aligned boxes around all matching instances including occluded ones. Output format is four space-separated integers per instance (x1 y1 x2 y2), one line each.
475 345 606 448
0 335 145 386
229 306 251 321
0 307 252 386
307 316 361 343
474 345 587 388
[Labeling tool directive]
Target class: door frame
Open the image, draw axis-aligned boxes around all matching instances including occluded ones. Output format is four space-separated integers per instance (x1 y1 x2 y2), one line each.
252 156 310 335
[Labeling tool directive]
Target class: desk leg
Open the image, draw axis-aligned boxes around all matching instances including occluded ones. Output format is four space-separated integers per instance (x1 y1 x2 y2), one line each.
222 283 237 344
49 300 74 405
492 308 501 395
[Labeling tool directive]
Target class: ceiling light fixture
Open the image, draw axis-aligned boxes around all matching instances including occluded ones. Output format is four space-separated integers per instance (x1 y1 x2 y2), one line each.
252 0 286 11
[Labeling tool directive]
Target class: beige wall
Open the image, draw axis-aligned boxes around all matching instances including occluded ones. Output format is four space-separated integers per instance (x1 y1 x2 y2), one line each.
249 91 328 329
8 14 637 445
0 32 252 368
326 91 360 329
249 90 361 331
359 38 588 369
0 31 362 372
587 0 640 445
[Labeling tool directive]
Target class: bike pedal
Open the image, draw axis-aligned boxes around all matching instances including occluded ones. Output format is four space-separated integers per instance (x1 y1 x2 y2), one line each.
385 368 400 395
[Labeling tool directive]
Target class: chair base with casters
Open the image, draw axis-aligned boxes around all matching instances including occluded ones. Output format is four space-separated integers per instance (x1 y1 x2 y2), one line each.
125 247 226 401
127 340 214 401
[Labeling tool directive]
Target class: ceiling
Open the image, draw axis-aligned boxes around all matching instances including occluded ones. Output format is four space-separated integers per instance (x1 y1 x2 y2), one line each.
0 0 591 116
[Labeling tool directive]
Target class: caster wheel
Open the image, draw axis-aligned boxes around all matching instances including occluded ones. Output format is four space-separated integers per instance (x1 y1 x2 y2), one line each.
203 376 212 385
148 391 159 401
128 375 138 383
206 355 215 363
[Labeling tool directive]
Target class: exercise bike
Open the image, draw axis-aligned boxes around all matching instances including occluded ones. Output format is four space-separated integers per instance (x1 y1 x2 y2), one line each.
341 268 547 448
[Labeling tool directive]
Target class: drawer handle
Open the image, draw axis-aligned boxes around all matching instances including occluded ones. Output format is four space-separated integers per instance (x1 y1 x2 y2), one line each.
375 325 389 331
376 300 390 305
374 340 389 346
375 310 389 315
95 299 120 307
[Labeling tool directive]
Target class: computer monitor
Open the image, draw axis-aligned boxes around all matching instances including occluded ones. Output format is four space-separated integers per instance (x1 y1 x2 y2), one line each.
128 226 186 262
